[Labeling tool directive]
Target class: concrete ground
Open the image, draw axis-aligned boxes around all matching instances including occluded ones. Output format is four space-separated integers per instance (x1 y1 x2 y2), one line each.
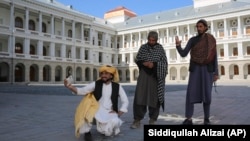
0 80 250 141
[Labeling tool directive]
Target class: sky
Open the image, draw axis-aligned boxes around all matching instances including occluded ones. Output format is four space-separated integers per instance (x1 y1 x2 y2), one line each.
56 0 193 18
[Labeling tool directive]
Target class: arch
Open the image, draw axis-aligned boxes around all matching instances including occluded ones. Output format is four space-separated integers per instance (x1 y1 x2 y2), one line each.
43 65 51 81
93 68 98 81
169 67 177 80
126 69 130 81
243 64 250 79
118 70 122 81
220 65 225 75
76 67 82 81
30 64 39 81
234 65 239 75
66 66 73 77
229 64 239 79
85 67 90 81
15 17 23 28
180 67 188 80
55 66 62 81
133 69 139 81
0 62 9 82
15 63 25 82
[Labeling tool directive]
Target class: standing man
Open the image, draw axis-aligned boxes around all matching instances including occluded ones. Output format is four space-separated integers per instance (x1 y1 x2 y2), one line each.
175 19 219 125
64 65 129 141
131 31 168 129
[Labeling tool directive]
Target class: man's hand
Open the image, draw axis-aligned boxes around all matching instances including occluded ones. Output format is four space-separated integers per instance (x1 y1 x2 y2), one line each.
175 36 182 46
213 75 219 82
109 111 124 117
64 79 70 87
118 111 124 117
143 61 154 68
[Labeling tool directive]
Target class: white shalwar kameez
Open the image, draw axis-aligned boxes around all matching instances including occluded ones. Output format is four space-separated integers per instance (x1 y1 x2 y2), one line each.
76 82 129 136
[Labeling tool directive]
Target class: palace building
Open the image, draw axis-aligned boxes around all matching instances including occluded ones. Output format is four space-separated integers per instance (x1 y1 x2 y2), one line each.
0 0 250 84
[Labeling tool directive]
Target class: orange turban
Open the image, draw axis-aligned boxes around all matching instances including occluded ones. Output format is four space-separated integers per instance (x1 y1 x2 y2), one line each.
99 65 119 82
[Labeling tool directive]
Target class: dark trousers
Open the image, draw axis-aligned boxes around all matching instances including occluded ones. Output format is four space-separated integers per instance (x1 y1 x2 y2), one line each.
185 102 210 119
133 103 160 121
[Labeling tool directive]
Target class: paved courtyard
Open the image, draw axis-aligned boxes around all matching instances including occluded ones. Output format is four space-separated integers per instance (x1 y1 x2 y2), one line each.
0 81 250 141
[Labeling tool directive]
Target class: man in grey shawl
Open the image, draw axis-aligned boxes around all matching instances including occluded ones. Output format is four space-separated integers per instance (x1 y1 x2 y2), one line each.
175 19 219 125
131 31 168 129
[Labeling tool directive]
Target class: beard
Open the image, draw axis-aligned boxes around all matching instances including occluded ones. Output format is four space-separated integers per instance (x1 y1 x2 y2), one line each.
101 77 112 83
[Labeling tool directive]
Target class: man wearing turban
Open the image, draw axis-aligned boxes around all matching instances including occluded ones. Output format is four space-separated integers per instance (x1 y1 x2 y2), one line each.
64 65 129 141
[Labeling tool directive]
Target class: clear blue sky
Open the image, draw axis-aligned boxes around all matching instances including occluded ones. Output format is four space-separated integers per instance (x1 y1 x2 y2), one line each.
56 0 193 18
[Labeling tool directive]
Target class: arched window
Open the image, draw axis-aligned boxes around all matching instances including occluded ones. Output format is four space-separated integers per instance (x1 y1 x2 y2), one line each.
15 43 23 53
234 65 239 75
220 66 225 75
29 20 35 30
42 22 46 33
248 65 250 74
15 17 23 28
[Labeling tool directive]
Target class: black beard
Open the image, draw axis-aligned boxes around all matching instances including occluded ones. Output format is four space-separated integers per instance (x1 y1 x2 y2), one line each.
101 78 112 83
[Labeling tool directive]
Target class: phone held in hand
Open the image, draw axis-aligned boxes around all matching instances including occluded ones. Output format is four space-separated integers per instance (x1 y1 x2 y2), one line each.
66 75 73 86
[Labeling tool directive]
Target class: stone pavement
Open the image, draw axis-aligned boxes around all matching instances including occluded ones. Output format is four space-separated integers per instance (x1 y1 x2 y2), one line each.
0 81 250 141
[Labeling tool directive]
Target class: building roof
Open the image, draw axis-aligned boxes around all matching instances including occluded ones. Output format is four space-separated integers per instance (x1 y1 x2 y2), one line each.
104 6 136 19
113 1 250 30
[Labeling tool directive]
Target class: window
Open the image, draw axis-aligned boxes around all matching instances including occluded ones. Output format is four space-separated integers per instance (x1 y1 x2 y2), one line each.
30 45 35 55
68 29 72 38
0 18 3 24
29 20 35 30
99 52 102 62
247 46 250 55
43 46 47 56
15 17 23 28
219 30 224 38
248 65 250 74
15 43 23 53
0 43 2 51
220 48 224 57
233 47 238 56
232 28 237 36
42 22 46 33
234 65 239 75
68 50 71 58
85 50 89 60
246 26 250 35
220 66 225 75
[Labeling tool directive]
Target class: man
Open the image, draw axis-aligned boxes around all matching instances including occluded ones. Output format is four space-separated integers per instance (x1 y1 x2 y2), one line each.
131 31 168 129
64 65 129 141
175 19 219 125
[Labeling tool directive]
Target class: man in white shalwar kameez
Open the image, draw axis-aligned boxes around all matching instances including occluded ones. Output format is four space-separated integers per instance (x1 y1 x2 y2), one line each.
64 65 129 141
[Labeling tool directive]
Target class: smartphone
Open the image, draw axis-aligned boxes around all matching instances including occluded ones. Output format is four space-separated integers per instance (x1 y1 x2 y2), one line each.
66 75 73 86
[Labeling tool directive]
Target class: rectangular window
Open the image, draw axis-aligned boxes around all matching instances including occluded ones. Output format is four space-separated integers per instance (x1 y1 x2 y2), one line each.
0 42 2 51
99 52 102 62
247 46 250 55
220 49 224 57
219 31 224 37
233 47 238 56
246 26 250 35
232 28 237 36
85 50 89 60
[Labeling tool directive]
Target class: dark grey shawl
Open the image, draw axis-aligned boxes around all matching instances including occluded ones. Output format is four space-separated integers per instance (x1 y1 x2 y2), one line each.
135 43 168 109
